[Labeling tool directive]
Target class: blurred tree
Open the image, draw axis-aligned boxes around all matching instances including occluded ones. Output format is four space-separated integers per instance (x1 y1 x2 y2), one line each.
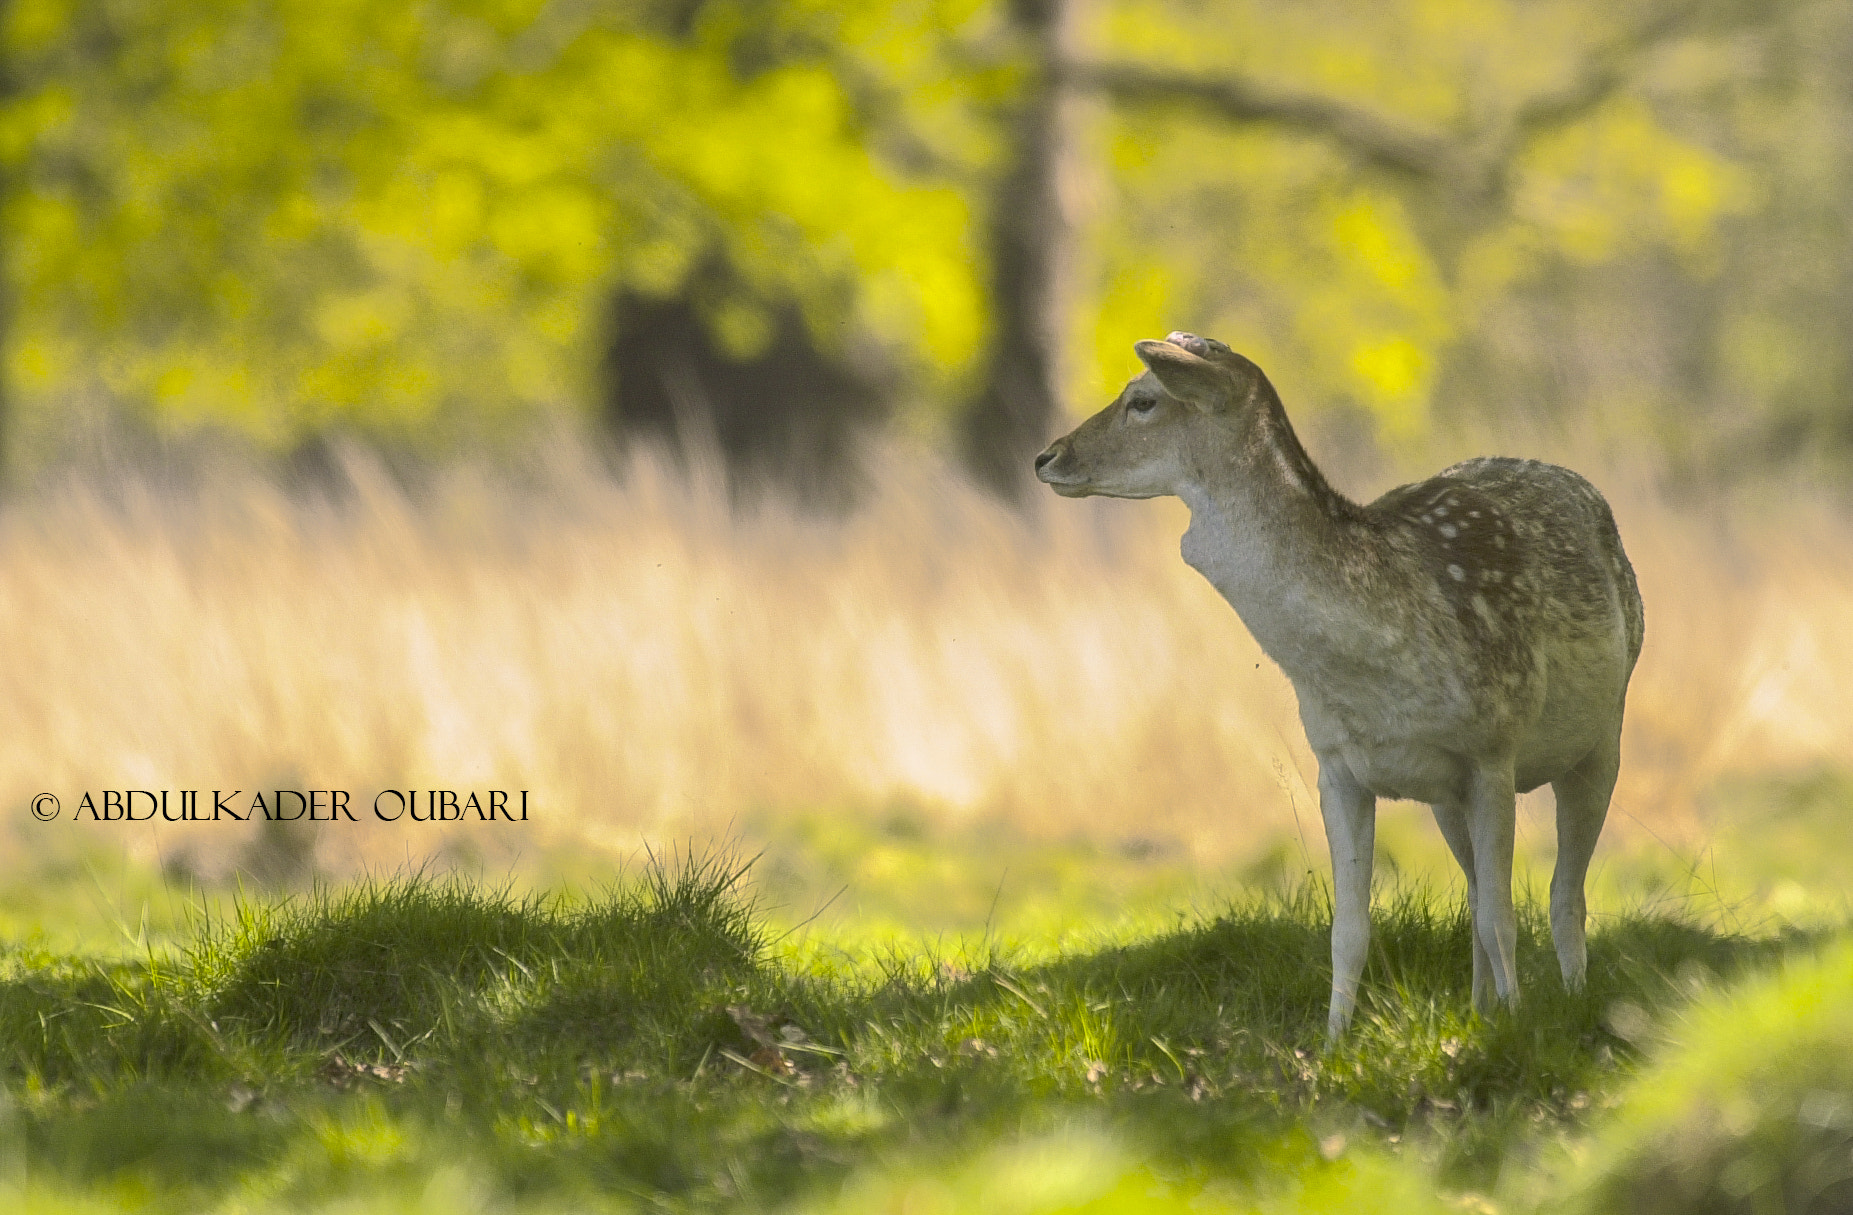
957 0 1085 500
0 0 11 481
0 0 1844 492
593 0 1002 500
0 0 986 472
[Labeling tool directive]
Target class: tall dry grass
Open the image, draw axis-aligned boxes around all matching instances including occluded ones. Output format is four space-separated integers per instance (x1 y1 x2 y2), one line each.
0 432 1847 883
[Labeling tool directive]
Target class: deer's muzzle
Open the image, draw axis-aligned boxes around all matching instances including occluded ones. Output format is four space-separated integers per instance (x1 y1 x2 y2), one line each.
1033 439 1089 496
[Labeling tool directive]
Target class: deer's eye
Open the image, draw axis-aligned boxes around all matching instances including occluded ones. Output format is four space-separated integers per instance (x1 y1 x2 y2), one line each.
1127 397 1157 417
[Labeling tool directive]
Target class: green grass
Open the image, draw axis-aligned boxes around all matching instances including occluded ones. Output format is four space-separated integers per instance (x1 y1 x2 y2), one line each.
0 848 1836 1213
1548 933 1853 1215
733 785 1853 960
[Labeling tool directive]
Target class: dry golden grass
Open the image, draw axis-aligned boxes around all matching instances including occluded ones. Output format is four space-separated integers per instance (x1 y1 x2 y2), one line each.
0 433 1847 888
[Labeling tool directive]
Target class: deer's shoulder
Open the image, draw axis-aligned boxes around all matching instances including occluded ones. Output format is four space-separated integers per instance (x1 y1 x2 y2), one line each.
1361 456 1636 647
1353 462 1536 618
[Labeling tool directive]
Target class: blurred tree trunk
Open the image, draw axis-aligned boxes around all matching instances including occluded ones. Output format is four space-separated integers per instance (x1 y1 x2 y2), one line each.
959 0 1087 502
0 9 11 487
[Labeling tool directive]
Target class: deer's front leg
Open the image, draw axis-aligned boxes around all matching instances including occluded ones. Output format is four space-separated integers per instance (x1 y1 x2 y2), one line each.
1317 759 1376 1037
1465 757 1521 1006
1429 799 1498 1014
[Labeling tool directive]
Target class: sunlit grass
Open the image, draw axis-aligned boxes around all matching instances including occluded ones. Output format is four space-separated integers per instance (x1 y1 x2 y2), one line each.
1 437 1849 918
1 439 1850 1209
1547 936 1853 1214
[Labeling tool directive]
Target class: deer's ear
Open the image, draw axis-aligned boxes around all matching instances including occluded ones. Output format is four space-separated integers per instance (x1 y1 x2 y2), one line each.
1134 339 1227 411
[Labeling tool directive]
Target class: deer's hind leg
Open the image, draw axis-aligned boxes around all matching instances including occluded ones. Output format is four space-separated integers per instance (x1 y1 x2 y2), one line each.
1430 799 1497 1015
1549 734 1620 989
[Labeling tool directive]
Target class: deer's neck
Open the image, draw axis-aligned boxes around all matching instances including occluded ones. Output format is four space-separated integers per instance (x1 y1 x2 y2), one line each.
1177 403 1371 676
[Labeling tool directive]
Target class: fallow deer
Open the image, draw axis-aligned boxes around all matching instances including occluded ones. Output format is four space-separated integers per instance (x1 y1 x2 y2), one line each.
1034 333 1644 1035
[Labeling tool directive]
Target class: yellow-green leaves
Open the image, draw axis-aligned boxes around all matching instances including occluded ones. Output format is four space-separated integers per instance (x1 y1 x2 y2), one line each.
0 0 1835 470
1511 97 1756 270
1089 124 1449 437
2 0 987 453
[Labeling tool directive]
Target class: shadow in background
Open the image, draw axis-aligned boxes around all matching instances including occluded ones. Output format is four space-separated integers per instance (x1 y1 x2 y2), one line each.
603 269 890 512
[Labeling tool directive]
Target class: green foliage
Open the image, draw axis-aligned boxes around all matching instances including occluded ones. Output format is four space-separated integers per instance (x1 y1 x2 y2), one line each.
5 0 1849 473
1090 121 1454 437
1 0 990 454
1081 0 1807 455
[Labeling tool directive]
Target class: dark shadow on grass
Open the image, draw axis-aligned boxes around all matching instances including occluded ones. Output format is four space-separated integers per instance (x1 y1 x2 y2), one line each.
0 951 220 1085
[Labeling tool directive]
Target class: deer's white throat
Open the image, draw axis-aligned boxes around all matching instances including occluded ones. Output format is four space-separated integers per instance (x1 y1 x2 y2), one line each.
1175 478 1365 681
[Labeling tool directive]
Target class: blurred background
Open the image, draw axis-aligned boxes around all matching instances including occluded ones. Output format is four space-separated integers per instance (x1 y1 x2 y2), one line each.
0 0 1849 948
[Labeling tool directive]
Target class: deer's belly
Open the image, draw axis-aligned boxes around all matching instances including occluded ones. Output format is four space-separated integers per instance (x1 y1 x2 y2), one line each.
1301 639 1626 803
1315 713 1609 804
1511 638 1629 790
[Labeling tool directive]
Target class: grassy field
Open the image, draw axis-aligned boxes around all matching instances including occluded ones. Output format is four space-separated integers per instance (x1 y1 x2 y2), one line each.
2 438 1851 1210
2 438 1851 897
1 853 1841 1215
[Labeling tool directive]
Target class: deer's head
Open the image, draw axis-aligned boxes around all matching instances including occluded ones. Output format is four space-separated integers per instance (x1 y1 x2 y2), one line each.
1033 333 1273 499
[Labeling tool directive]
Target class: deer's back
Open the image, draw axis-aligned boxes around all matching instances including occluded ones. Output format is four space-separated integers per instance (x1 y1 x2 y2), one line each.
1370 457 1643 672
1298 457 1643 797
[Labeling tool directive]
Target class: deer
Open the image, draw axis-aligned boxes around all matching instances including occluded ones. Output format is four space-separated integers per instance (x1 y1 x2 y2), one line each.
1034 333 1644 1037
